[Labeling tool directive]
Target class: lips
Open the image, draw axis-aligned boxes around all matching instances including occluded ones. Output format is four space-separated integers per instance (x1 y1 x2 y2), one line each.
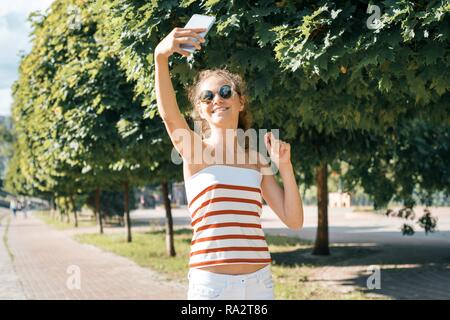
212 107 229 113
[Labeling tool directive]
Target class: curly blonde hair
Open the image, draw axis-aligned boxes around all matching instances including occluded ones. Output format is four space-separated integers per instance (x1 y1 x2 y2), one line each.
187 69 252 140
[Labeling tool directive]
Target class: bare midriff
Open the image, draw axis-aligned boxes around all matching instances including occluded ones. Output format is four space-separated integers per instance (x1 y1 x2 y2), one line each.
197 263 269 275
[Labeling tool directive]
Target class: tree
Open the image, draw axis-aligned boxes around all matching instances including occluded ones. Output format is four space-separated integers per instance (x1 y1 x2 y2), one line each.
271 0 449 253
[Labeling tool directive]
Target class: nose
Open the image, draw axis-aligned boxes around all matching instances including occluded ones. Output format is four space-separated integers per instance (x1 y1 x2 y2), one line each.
212 93 224 104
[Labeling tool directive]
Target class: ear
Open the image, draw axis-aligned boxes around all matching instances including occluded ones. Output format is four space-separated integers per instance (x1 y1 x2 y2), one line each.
239 95 246 112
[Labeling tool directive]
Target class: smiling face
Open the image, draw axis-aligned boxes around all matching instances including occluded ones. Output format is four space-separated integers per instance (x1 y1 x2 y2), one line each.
195 76 244 129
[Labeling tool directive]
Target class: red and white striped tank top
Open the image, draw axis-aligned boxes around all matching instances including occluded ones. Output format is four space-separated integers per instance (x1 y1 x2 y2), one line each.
184 164 272 269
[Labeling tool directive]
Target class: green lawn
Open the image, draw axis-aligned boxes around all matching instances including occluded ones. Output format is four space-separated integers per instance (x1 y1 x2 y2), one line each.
2 215 11 257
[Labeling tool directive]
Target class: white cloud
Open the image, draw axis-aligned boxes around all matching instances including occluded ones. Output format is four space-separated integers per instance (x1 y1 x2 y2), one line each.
0 0 54 116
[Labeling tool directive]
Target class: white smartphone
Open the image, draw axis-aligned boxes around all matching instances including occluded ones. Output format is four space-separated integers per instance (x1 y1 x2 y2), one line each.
180 14 216 53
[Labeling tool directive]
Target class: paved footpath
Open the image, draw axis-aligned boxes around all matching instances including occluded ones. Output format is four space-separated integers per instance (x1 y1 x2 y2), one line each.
0 213 26 299
3 209 186 300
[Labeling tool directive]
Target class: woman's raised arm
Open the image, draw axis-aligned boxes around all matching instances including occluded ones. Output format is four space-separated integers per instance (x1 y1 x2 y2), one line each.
154 28 206 160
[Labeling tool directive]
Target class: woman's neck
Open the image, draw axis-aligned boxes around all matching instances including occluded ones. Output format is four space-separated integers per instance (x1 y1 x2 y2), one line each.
205 128 248 164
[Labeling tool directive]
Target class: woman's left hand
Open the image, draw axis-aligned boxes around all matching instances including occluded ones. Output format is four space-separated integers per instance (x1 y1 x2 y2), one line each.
264 132 291 169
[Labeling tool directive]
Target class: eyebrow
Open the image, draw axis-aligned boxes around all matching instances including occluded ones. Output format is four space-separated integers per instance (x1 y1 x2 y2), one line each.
202 84 227 90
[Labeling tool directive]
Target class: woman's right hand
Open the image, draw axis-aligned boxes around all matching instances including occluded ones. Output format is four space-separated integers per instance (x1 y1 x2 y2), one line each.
155 27 206 59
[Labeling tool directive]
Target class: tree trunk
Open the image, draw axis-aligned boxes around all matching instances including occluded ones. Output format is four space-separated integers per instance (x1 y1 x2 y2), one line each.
96 188 103 234
65 198 71 224
54 198 58 220
124 181 132 243
58 199 64 222
93 204 98 222
50 195 55 219
313 162 330 255
161 180 176 257
54 197 64 222
70 195 78 228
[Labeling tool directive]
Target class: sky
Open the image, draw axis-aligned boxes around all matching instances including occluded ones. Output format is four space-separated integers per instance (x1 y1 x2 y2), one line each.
0 0 54 116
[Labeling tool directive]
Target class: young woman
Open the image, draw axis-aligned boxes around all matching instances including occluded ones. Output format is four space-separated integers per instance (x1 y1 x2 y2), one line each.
154 27 304 300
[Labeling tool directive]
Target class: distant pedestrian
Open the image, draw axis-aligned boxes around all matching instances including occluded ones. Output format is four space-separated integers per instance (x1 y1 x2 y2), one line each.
10 198 17 218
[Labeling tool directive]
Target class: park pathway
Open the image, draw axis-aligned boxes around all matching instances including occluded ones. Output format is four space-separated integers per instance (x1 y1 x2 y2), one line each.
0 213 26 299
3 209 186 299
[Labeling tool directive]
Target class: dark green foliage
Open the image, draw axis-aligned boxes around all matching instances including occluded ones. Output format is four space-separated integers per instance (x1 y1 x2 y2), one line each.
86 189 137 218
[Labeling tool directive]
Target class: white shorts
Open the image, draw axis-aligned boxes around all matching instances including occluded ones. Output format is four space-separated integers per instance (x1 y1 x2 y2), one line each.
187 264 274 300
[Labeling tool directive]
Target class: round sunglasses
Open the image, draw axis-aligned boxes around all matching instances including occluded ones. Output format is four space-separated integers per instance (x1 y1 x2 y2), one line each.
199 84 234 103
